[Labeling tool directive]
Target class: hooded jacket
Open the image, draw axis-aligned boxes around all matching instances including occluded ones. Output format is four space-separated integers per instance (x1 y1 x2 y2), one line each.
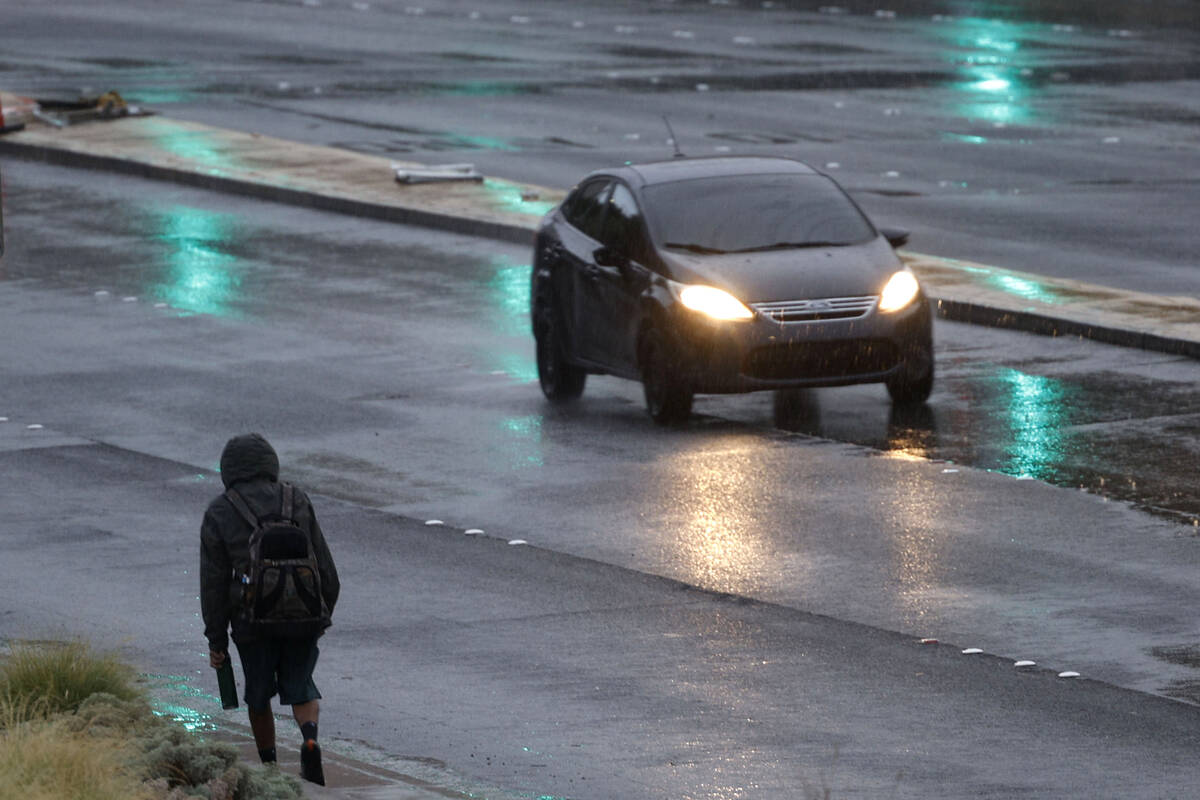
200 434 339 652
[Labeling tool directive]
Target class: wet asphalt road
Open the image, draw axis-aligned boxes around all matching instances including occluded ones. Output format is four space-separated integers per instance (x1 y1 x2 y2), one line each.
7 438 1200 798
3 158 1200 692
3 2 1200 796
3 159 1200 796
2 0 1198 294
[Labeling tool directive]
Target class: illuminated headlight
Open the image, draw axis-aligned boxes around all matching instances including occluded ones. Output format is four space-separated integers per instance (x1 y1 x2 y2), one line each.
679 285 754 321
878 271 920 313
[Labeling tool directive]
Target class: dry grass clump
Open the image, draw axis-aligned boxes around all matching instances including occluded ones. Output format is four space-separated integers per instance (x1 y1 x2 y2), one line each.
0 641 140 721
0 714 154 800
0 642 302 800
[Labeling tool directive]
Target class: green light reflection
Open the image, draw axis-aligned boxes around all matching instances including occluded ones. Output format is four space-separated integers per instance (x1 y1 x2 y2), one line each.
488 259 542 468
990 273 1061 304
999 368 1066 481
956 66 1030 124
934 17 1037 125
126 89 194 105
500 414 544 468
153 205 241 318
142 673 219 733
940 132 988 145
973 35 1019 53
973 77 1012 92
144 117 233 176
457 134 517 152
485 255 539 383
152 702 215 732
488 258 531 336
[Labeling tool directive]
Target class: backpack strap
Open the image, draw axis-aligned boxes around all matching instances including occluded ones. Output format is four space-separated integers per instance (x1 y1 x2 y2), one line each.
224 488 260 528
281 483 294 520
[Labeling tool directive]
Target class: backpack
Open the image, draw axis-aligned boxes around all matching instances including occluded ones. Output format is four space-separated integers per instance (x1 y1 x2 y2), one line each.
225 483 327 638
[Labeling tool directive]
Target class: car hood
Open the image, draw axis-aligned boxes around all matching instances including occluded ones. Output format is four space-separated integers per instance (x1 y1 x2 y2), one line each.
660 236 904 303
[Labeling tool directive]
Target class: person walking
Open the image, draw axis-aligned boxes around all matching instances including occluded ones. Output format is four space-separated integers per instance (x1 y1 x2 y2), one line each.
200 433 340 785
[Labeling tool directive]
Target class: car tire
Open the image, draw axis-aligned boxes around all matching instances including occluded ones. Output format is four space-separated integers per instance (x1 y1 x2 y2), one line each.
535 306 586 401
886 341 934 406
640 328 693 425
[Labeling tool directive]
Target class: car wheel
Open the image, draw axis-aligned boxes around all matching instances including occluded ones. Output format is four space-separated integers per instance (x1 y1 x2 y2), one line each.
535 307 586 401
640 328 693 425
886 341 934 406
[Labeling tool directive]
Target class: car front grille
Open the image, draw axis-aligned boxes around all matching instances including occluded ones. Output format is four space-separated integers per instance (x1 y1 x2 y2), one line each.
743 339 898 381
751 296 877 324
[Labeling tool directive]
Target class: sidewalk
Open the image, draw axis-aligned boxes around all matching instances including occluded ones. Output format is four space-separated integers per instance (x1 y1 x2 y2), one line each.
1 113 1198 358
216 729 472 800
221 731 470 800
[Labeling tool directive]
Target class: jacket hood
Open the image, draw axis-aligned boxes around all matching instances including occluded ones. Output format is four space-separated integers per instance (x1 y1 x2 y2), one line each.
219 433 280 489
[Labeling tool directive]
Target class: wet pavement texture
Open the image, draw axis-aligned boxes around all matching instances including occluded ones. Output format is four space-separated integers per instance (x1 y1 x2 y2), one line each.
3 159 1199 524
7 443 1200 799
1 0 1198 295
3 157 1200 718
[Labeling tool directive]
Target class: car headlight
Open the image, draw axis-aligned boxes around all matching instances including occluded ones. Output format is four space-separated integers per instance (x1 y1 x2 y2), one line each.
878 270 920 313
679 285 754 321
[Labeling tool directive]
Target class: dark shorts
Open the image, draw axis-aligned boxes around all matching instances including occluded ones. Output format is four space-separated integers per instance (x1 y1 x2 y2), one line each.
234 637 322 711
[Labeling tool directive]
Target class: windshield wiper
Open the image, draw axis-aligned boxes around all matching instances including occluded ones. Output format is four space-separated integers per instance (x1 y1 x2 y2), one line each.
664 242 728 255
730 240 848 253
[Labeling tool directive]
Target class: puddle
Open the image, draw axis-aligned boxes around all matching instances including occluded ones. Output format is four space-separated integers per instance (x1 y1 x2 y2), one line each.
143 673 222 733
1150 645 1200 668
602 68 953 93
789 365 1200 525
439 51 518 63
605 45 738 61
245 53 352 66
78 57 170 69
151 205 244 318
1160 680 1200 705
767 41 874 55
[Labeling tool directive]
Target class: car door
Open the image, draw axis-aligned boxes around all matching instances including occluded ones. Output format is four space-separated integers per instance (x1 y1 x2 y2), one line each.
578 182 655 375
555 178 613 364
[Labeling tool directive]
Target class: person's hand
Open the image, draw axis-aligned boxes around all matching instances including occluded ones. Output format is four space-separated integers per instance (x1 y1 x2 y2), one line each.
209 649 227 669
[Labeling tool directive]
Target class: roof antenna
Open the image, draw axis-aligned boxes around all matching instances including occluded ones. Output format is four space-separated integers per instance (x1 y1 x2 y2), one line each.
662 115 686 158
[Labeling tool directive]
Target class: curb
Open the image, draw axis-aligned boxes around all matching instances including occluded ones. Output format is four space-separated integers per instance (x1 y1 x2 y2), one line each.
935 299 1200 359
1 115 1196 359
0 136 533 247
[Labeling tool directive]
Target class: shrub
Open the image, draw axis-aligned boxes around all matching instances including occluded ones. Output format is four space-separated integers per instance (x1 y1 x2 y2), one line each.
0 717 154 800
0 641 140 721
0 644 303 800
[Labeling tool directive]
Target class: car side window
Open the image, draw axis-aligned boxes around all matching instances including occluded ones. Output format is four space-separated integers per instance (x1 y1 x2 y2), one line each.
598 184 652 264
563 179 612 241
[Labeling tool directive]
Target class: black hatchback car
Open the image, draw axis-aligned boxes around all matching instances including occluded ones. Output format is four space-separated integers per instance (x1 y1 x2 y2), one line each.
530 156 933 424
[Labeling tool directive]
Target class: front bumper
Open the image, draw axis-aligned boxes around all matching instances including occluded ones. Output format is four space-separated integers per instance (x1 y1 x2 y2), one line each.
671 296 932 394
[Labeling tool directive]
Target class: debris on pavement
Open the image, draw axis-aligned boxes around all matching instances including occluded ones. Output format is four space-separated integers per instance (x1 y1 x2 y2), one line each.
33 91 151 127
393 162 483 184
0 92 37 134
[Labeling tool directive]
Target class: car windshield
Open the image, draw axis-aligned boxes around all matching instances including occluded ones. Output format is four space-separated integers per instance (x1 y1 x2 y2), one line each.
645 173 876 254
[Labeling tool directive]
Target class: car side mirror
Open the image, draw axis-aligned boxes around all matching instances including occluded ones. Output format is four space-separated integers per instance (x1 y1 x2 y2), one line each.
880 227 910 249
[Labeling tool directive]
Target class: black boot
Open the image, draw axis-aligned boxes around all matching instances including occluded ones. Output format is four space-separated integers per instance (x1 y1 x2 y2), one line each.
299 722 324 786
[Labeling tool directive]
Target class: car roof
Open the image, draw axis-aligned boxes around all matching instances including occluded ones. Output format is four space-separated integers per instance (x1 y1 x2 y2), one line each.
588 156 821 188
